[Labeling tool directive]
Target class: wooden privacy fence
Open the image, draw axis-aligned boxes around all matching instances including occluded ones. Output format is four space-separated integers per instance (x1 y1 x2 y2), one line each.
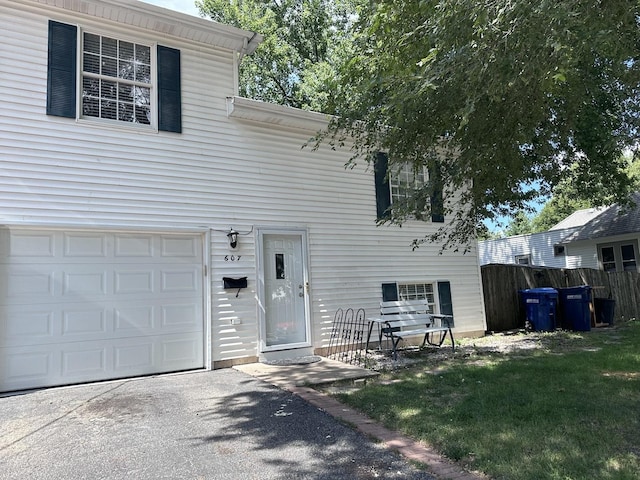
481 264 640 332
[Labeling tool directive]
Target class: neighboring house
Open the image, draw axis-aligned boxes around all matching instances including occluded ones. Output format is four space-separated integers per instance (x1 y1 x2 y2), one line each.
479 197 640 274
478 208 604 268
0 0 487 392
560 192 640 272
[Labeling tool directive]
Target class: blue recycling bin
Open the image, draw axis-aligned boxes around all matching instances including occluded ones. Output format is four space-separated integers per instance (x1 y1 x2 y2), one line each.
519 288 558 331
558 286 592 331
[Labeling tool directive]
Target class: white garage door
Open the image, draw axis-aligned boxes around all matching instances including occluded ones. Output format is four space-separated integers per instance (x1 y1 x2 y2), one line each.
0 227 205 392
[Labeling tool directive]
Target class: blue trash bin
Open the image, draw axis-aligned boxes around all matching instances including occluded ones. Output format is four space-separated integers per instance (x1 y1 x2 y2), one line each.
519 288 559 331
558 286 592 331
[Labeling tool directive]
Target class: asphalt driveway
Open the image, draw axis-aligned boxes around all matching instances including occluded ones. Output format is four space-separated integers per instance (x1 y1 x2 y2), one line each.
0 369 436 479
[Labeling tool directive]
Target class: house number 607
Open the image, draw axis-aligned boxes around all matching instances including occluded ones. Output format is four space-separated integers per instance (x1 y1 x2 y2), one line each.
224 255 241 262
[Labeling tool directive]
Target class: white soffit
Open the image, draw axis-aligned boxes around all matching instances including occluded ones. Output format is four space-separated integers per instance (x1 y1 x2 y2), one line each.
227 96 331 132
17 0 262 53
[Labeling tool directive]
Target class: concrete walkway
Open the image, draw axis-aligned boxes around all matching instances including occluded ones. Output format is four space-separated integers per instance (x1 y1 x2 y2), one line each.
235 358 486 480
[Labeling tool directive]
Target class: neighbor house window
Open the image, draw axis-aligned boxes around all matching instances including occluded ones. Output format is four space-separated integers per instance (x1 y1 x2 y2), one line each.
599 242 638 272
81 33 152 125
515 254 531 265
374 152 444 222
47 20 181 133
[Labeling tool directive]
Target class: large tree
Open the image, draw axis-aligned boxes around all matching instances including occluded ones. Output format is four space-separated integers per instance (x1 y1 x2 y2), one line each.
320 1 640 249
197 0 359 111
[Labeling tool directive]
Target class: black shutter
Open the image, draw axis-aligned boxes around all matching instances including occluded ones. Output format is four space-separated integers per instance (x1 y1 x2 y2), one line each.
429 166 445 223
157 45 182 133
381 283 398 302
47 20 77 118
374 152 391 220
437 281 453 317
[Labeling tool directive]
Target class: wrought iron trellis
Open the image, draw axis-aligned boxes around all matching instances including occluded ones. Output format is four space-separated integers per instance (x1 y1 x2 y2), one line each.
327 308 367 366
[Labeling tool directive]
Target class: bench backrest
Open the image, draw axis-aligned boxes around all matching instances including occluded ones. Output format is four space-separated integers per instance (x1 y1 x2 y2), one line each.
379 299 456 329
380 299 432 315
379 300 432 325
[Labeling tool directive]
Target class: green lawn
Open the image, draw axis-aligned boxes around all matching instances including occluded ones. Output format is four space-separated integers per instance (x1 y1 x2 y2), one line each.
332 321 640 480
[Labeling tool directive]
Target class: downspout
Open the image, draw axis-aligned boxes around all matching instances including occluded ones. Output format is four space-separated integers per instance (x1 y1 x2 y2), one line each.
238 32 259 62
234 32 260 97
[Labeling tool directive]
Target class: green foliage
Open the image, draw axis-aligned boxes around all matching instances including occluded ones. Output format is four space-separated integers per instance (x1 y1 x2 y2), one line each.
530 177 594 232
321 0 640 249
197 0 360 111
504 210 533 236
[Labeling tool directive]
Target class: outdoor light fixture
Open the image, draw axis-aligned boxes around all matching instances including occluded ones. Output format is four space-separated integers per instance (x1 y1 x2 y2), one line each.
227 228 239 249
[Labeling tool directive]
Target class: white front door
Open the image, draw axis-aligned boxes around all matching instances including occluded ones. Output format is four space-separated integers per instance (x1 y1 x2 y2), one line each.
259 230 310 350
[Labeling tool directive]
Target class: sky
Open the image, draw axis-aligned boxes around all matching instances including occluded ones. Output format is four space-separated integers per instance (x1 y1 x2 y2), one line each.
141 0 200 17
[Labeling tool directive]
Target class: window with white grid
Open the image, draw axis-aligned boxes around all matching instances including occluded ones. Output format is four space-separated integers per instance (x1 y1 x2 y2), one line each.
398 283 436 312
81 32 153 125
389 163 427 206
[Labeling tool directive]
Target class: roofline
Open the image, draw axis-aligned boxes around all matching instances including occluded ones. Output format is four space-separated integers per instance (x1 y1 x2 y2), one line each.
12 0 262 53
227 96 332 132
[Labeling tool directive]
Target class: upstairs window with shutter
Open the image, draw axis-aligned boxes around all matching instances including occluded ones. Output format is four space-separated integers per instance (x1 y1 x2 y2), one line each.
47 20 181 133
82 33 152 125
374 152 444 223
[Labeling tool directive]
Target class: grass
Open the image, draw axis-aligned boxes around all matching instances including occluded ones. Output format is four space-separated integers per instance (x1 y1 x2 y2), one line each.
331 321 640 480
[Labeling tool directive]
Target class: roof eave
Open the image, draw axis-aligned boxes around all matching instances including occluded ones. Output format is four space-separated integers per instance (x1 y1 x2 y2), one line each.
14 0 262 52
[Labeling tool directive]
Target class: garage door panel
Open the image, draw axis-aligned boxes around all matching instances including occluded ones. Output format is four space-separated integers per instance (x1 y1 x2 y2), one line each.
2 296 203 341
2 267 202 304
3 269 55 299
160 235 200 258
1 228 205 392
3 230 56 258
63 232 108 258
161 336 202 364
1 333 204 391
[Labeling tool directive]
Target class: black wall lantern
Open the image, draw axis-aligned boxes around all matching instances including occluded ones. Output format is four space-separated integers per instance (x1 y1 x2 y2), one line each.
227 228 239 249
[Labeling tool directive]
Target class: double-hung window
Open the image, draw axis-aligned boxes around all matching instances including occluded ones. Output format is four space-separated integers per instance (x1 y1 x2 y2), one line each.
374 152 444 222
389 162 428 213
81 33 152 125
46 20 181 133
381 281 454 325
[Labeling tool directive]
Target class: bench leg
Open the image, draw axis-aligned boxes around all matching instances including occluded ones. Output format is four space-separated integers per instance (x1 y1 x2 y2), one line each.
390 336 403 360
365 322 375 352
424 329 455 352
425 330 447 348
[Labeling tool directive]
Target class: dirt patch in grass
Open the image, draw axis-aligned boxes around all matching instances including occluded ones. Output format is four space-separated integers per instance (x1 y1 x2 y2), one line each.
346 325 623 373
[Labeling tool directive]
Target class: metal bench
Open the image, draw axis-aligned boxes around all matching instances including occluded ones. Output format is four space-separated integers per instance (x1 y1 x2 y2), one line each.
366 300 455 359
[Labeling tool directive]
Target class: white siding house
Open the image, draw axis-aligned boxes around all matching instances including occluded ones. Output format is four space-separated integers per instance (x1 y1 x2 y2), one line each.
479 201 640 274
478 208 605 267
0 0 487 392
478 228 581 268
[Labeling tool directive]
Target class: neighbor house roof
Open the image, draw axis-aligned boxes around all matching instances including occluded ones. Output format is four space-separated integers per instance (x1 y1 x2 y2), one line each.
549 206 606 230
562 192 640 243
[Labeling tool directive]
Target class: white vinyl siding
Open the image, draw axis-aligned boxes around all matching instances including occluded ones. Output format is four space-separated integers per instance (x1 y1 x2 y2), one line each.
1 2 487 370
478 228 582 268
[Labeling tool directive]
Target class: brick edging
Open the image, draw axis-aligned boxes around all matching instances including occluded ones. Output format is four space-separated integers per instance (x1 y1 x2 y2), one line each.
285 385 486 480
